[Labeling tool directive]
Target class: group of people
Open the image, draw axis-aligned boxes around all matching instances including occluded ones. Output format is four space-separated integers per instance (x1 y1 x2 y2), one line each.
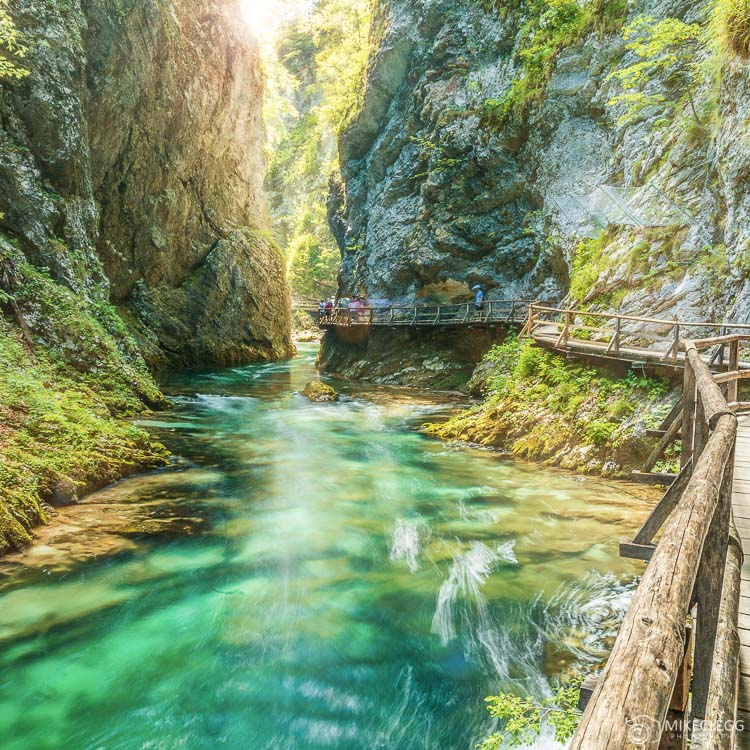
317 295 369 323
317 284 487 323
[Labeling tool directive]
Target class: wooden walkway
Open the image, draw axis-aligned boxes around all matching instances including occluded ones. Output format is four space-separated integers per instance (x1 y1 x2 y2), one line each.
314 300 528 328
734 414 750 747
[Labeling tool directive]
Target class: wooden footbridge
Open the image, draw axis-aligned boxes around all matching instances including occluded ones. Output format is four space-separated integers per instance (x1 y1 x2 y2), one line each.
311 298 750 747
310 299 529 328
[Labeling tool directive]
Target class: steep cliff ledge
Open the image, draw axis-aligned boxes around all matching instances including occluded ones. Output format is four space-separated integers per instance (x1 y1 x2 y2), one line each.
321 0 750 384
0 0 292 552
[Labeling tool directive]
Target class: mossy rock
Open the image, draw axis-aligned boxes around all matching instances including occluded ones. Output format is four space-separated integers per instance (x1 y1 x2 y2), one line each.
302 381 340 403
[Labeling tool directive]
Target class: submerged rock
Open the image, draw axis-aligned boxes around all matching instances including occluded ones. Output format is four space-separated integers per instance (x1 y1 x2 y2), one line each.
302 381 340 403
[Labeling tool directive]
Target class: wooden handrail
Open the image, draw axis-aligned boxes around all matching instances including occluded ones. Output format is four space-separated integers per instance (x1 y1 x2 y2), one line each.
530 303 750 332
572 340 742 748
701 517 743 750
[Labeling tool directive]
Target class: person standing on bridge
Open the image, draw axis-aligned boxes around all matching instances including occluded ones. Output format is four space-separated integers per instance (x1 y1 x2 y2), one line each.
472 285 485 319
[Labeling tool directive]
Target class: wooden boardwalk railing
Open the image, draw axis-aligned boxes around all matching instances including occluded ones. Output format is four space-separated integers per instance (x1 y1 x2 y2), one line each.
524 303 750 367
573 336 749 750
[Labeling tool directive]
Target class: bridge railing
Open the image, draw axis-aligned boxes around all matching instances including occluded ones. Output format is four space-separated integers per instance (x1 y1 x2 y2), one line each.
526 303 750 363
572 336 747 749
319 300 530 327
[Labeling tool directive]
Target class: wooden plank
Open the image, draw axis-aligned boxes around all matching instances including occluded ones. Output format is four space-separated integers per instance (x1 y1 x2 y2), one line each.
619 541 656 562
693 462 735 721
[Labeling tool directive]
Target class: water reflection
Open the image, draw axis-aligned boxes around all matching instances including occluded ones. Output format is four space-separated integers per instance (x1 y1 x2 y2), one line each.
0 345 650 749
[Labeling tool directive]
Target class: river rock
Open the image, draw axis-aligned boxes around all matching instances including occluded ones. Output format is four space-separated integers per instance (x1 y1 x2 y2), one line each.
302 381 340 403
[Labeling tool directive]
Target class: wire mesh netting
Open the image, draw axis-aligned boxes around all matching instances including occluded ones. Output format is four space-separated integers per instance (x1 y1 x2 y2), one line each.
548 184 692 236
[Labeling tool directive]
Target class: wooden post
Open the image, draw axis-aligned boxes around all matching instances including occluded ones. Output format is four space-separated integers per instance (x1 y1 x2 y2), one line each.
682 362 696 470
692 451 734 718
570 414 737 750
701 517 744 750
510 300 516 324
728 339 740 404
556 310 572 348
717 325 727 366
664 322 680 360
641 411 683 473
607 316 621 355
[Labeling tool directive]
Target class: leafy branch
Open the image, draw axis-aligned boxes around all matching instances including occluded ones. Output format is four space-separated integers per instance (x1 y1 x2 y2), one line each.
479 680 582 749
607 15 704 127
0 0 29 81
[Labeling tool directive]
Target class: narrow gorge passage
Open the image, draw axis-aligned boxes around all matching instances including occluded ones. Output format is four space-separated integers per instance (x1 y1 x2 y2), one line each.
0 346 648 750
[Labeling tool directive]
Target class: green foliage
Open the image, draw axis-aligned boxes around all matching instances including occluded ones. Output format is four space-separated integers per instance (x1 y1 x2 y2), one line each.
266 0 370 300
287 217 340 298
0 0 29 80
607 15 704 126
714 0 750 57
428 335 672 475
481 0 627 131
568 225 697 307
482 0 594 129
480 681 582 748
0 249 168 553
409 136 469 181
592 0 629 34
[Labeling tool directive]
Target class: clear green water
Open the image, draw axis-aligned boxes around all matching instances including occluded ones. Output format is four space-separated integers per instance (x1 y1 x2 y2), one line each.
0 345 647 750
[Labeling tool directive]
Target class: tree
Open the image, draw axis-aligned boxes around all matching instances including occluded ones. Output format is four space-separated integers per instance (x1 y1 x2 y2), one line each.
0 0 29 81
266 0 370 300
607 15 704 127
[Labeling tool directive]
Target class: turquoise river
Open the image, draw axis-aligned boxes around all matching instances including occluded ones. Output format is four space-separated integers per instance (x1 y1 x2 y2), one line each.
0 344 650 749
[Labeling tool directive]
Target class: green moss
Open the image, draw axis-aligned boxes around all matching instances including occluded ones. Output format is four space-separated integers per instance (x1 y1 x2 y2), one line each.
0 246 169 554
568 226 621 304
713 0 750 57
426 336 673 476
568 225 693 306
481 0 627 131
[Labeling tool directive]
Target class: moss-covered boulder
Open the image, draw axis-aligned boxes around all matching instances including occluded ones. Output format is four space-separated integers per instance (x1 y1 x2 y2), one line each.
426 336 678 478
302 381 340 403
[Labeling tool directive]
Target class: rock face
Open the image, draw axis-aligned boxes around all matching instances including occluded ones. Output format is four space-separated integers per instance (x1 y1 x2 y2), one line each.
323 0 750 384
320 325 505 390
1 0 292 368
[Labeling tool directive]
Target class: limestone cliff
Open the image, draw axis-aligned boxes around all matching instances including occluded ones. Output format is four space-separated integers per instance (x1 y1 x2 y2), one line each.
2 0 292 369
321 0 749 385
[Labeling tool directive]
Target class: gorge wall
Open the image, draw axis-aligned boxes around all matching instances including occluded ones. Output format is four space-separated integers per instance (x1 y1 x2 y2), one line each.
2 0 292 370
0 0 291 552
321 0 750 386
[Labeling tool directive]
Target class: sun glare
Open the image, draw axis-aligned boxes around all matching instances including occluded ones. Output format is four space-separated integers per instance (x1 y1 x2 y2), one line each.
239 0 309 37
